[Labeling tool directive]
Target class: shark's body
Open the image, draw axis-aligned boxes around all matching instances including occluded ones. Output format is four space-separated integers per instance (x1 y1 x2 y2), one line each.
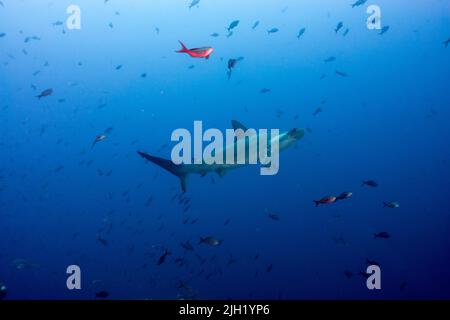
138 121 305 192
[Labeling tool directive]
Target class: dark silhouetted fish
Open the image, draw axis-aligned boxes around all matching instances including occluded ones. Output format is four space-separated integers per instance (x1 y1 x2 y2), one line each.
335 70 348 77
97 237 108 246
199 236 221 246
324 56 336 63
297 27 306 39
36 88 53 99
252 21 260 30
157 249 170 265
336 191 352 201
267 27 279 34
227 20 240 32
189 0 200 9
335 22 343 33
351 0 367 8
181 240 194 251
374 232 390 239
383 201 400 208
379 25 390 35
362 180 378 187
268 213 280 221
443 37 450 48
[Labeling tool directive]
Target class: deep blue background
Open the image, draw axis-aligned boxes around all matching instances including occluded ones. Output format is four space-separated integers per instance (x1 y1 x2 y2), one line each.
0 0 449 299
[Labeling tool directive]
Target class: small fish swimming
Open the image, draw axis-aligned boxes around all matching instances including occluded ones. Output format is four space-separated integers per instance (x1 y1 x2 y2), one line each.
0 33 6 38
268 213 280 221
336 191 352 201
157 249 170 265
343 28 349 37
335 22 343 33
252 21 260 30
227 20 240 32
374 232 390 239
267 27 279 34
442 37 450 47
335 70 348 77
362 180 378 187
97 237 108 246
313 107 322 116
176 40 213 59
52 21 63 26
227 57 243 79
297 27 306 39
324 56 336 63
351 0 367 8
314 196 337 207
210 32 219 37
92 134 107 148
383 201 400 208
188 0 200 9
36 88 53 99
181 240 194 251
260 88 271 94
199 236 221 246
379 25 390 35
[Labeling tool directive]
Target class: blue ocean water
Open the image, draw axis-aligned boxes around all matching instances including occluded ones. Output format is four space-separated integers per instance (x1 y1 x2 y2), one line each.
0 0 449 300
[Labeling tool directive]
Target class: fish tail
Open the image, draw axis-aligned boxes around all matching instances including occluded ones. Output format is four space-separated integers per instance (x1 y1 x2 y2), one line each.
199 237 205 245
313 200 320 207
137 151 189 192
383 202 388 207
176 40 188 53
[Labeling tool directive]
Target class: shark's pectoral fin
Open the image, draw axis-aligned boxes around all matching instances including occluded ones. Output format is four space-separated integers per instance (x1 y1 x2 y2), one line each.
217 169 227 178
180 175 188 193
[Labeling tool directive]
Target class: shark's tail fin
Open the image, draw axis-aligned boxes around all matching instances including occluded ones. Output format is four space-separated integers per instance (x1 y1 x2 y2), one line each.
137 151 188 192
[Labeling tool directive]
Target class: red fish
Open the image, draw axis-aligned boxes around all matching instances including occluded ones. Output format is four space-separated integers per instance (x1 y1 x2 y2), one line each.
176 40 213 59
313 196 337 207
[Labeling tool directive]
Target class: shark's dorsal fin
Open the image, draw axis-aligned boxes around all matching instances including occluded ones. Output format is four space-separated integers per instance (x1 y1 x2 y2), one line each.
231 120 248 131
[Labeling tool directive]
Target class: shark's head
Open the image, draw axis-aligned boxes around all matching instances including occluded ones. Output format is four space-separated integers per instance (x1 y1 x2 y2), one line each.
287 128 305 141
278 128 305 151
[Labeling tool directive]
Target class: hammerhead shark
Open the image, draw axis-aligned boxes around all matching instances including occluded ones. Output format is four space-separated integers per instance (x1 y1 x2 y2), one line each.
137 121 305 192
